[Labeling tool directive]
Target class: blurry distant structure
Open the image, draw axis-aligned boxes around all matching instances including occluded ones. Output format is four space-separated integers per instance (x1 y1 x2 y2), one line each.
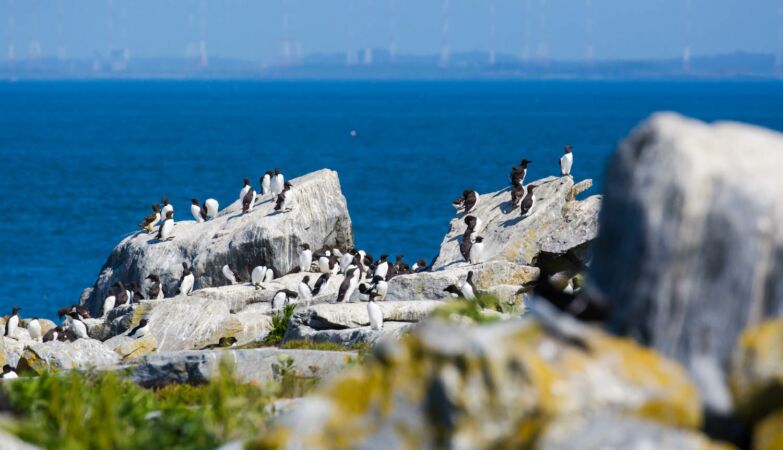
438 0 450 67
488 0 496 66
683 0 692 73
536 0 549 65
388 0 397 63
5 0 15 64
363 0 373 65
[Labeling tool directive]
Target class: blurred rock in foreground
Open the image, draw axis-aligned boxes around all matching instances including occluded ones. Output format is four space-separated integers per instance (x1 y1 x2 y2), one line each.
592 113 783 412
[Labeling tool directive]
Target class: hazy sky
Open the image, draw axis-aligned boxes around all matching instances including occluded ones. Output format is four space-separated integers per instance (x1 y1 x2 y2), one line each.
2 0 781 62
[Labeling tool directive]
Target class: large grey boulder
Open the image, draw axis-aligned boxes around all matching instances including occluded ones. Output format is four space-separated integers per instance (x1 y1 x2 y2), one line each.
290 301 443 330
538 413 731 450
432 176 600 270
282 321 414 347
592 113 783 412
82 169 354 316
386 261 538 302
0 430 42 450
18 339 120 374
123 348 356 388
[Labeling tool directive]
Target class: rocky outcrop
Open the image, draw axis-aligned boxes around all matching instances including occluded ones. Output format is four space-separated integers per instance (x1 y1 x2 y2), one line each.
433 176 600 270
538 413 735 450
122 348 356 388
591 113 783 412
754 410 783 450
254 308 702 449
17 339 120 375
104 334 158 360
82 169 354 316
0 430 42 450
385 260 538 303
729 319 783 422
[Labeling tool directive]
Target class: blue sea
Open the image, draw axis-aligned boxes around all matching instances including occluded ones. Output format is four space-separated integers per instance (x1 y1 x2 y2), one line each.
2 80 783 320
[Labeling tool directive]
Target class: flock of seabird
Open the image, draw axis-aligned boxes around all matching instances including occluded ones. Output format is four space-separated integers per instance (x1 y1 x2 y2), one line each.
3 146 576 350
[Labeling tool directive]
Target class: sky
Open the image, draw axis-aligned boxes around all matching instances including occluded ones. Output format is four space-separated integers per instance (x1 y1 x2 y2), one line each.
1 0 781 63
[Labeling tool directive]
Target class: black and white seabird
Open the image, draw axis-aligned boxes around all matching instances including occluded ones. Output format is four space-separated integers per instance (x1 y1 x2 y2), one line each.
340 250 355 275
510 159 532 186
336 268 360 303
222 264 242 285
251 265 267 289
242 184 257 213
240 177 252 202
368 275 388 301
520 185 537 217
298 275 313 301
462 271 478 300
157 211 175 241
374 254 390 280
43 326 62 342
511 184 527 208
112 281 128 306
27 317 42 341
4 306 20 338
367 298 383 331
560 145 573 177
146 274 164 300
462 190 480 214
412 258 428 273
1 365 18 379
460 218 480 263
271 168 285 195
128 319 149 338
264 267 275 282
274 182 293 212
204 198 219 219
443 285 462 298
469 236 485 264
272 289 298 310
67 312 89 340
261 171 273 196
191 199 206 223
130 282 144 302
179 262 194 296
160 197 173 219
299 244 313 273
103 288 116 316
138 204 161 232
311 273 330 296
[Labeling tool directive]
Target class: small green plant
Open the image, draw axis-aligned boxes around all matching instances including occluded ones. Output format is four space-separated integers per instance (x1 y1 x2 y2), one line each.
262 303 297 346
280 340 368 352
431 293 512 324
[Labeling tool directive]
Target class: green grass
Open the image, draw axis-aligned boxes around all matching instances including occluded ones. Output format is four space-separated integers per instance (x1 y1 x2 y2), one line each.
1 361 297 450
431 293 514 324
260 303 297 347
279 340 368 352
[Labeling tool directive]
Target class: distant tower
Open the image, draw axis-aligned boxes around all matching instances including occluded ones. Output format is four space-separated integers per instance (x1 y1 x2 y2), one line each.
776 1 783 73
682 0 692 73
346 0 358 65
28 0 42 63
389 0 397 63
363 0 373 65
6 0 15 63
536 0 549 64
585 0 594 63
521 0 532 62
198 0 208 68
488 0 496 65
439 0 450 67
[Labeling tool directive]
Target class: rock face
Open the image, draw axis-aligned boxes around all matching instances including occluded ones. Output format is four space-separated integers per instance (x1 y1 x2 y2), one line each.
103 334 158 360
255 310 702 449
0 430 42 450
18 339 120 374
591 114 783 411
82 169 354 316
538 413 735 450
729 319 783 421
385 261 539 302
433 176 600 270
123 348 356 388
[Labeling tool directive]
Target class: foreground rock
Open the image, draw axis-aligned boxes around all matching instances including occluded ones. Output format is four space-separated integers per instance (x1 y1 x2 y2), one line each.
0 430 42 450
17 339 120 374
82 169 354 316
254 306 701 449
121 348 356 388
538 413 734 450
592 113 783 411
433 176 599 270
729 319 783 421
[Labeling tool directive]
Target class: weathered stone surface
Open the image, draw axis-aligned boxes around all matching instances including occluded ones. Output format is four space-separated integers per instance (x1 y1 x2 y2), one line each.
3 337 36 368
104 334 158 360
729 319 783 420
0 429 42 450
433 176 600 270
592 114 783 411
754 409 783 450
232 309 274 345
385 261 538 302
256 309 701 449
123 348 356 388
82 169 354 316
283 321 414 347
538 413 735 450
290 301 443 330
18 339 120 374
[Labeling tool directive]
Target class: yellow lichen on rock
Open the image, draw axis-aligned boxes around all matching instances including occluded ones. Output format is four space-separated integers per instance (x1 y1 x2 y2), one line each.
729 319 783 420
753 409 783 450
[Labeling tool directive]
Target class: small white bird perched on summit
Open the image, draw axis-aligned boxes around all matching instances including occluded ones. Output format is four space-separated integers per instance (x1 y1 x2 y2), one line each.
27 317 42 341
560 144 573 177
261 171 272 196
179 262 194 296
157 211 175 241
4 306 20 339
204 198 219 219
367 298 383 331
251 265 267 289
469 236 485 265
299 244 313 272
160 197 173 219
222 264 242 285
271 168 285 195
191 199 206 223
240 177 252 202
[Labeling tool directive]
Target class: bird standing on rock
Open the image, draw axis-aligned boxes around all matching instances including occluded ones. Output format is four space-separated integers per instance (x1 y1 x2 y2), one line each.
240 177 252 202
103 289 116 316
191 199 206 223
204 198 219 219
128 319 149 338
157 211 174 241
2 365 18 379
242 184 257 213
4 306 20 338
67 312 89 340
374 254 390 280
27 317 42 341
179 262 194 296
271 168 285 195
311 274 330 296
510 159 532 186
222 264 242 285
146 274 164 300
337 268 360 303
298 276 313 301
160 197 173 219
251 266 267 289
274 182 293 212
261 171 272 196
273 289 298 310
299 244 313 273
114 281 129 306
138 204 161 232
469 236 485 264
560 145 573 177
520 185 537 217
367 298 383 331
